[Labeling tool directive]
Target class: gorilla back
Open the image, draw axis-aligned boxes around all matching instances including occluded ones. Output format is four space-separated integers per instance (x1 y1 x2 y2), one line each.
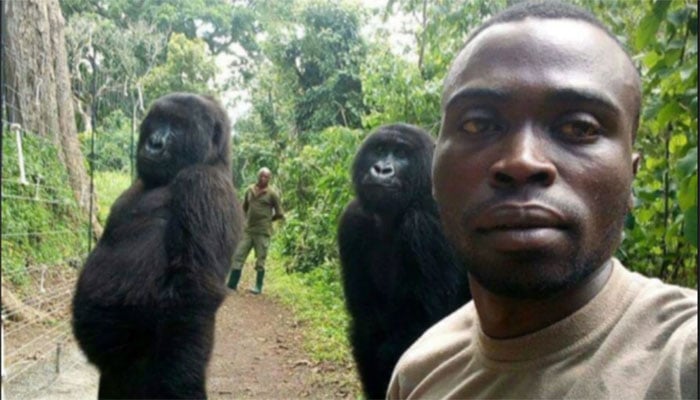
338 123 471 399
72 93 242 399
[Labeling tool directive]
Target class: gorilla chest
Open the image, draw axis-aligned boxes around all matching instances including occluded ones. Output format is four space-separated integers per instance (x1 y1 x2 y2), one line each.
367 229 405 296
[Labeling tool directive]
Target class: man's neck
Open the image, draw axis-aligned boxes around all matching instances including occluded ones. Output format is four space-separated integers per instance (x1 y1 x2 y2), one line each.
470 259 614 339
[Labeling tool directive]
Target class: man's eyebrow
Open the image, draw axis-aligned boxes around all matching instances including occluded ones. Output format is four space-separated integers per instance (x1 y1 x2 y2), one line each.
547 88 622 117
443 87 511 111
443 86 623 117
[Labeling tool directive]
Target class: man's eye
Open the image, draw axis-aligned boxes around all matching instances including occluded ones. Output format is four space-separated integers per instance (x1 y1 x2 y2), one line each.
558 121 603 140
461 119 502 135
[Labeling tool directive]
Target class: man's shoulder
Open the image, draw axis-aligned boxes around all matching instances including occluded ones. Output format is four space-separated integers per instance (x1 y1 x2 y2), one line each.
396 302 477 371
619 260 697 310
615 260 698 399
389 302 477 398
612 260 695 330
267 185 281 197
616 259 697 353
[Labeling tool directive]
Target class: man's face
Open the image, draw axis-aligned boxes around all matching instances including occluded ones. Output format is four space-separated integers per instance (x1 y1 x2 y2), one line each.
258 172 271 187
433 18 640 299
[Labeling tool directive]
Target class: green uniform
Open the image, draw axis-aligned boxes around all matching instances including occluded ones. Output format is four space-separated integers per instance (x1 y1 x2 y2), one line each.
231 184 283 272
242 184 283 236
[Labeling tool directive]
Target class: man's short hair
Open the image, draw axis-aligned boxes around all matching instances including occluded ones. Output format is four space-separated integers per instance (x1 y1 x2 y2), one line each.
465 1 625 51
258 167 271 176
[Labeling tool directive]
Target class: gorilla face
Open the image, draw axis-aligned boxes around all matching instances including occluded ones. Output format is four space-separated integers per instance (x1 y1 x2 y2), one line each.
352 124 435 215
137 93 229 187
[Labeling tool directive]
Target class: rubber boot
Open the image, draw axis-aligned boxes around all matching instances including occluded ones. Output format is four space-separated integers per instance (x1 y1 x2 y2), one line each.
250 270 265 294
227 269 242 290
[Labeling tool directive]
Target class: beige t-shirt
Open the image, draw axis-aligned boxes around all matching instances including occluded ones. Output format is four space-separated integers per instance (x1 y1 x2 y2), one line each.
388 259 698 399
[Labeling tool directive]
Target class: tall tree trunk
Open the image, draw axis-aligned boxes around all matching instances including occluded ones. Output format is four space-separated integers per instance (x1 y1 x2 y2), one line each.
3 0 60 139
3 0 103 240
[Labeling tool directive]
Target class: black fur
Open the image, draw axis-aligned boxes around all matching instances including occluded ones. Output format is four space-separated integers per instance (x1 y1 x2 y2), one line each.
338 123 471 399
72 93 242 399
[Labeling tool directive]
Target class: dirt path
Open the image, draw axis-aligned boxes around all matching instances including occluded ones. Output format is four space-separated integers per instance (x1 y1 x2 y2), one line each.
207 290 353 399
5 287 357 399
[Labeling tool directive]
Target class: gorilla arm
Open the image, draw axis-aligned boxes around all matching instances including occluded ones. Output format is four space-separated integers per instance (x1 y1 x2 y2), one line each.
338 199 378 315
401 206 470 313
168 165 241 294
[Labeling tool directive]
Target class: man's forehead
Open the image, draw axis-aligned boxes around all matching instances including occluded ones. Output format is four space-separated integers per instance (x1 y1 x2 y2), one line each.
443 18 639 108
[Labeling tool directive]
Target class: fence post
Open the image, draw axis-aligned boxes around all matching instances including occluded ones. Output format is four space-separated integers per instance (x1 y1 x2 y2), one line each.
12 124 28 185
55 343 62 374
1 317 6 400
34 175 42 200
87 54 97 254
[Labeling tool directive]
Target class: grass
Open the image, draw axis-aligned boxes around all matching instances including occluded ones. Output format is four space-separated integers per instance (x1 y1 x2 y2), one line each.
93 171 132 223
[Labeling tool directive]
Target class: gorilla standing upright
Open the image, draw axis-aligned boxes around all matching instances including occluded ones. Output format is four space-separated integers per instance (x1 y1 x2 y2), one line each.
72 93 242 399
338 123 471 399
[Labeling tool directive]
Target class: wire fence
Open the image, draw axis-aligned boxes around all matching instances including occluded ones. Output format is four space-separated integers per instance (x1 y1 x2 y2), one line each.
2 74 101 395
1 5 148 387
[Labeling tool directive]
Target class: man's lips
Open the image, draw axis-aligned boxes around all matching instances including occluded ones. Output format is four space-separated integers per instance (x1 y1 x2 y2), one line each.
475 203 567 232
471 203 569 252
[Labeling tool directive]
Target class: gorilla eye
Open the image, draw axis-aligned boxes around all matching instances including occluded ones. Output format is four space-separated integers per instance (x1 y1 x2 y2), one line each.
461 118 503 135
556 118 604 142
393 147 407 158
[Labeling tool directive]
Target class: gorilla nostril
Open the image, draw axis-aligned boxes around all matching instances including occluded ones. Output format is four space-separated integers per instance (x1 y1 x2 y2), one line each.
146 135 166 153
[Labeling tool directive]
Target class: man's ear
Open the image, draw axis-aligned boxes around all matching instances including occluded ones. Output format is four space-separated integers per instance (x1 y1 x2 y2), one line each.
628 152 642 211
632 152 641 176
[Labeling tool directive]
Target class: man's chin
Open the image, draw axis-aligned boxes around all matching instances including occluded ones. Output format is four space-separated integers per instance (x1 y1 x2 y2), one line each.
467 253 607 300
473 274 574 300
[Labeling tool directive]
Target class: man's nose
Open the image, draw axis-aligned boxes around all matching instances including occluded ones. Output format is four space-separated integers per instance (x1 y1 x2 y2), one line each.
488 126 557 189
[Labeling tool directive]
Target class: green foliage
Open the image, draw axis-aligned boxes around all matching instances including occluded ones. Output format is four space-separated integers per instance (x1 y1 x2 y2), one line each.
142 33 220 102
231 134 282 192
364 0 506 132
236 0 367 141
62 0 241 55
64 0 239 145
361 44 441 132
65 11 168 131
1 130 86 286
78 110 136 174
386 0 506 80
613 0 698 287
273 126 363 273
289 2 366 134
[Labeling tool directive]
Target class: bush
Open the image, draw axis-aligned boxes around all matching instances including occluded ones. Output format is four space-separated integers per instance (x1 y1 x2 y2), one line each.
274 126 363 273
79 109 136 174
